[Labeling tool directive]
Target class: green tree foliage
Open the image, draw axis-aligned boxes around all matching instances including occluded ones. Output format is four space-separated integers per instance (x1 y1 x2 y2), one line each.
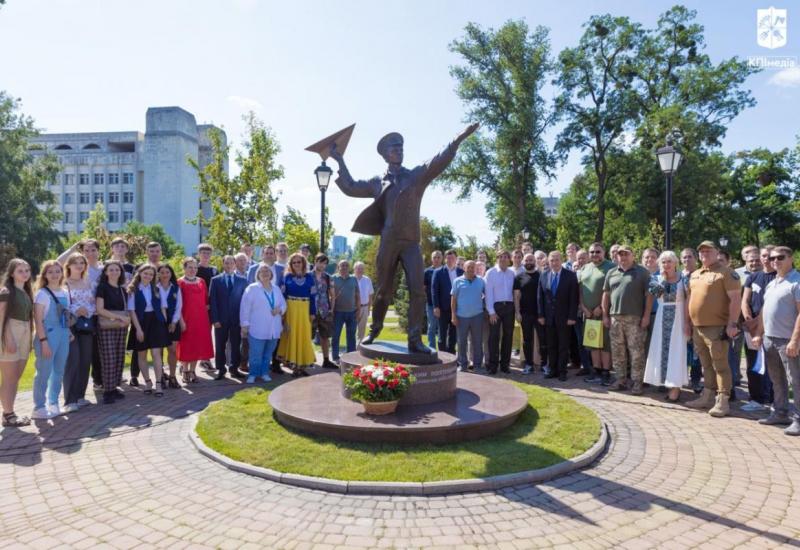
277 206 334 257
419 217 456 260
555 15 642 241
189 113 283 254
555 7 759 252
442 21 557 244
0 92 62 270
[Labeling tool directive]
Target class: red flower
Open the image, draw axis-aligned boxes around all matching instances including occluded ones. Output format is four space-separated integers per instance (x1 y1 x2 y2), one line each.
383 369 391 377
400 371 409 378
353 369 361 377
377 379 385 387
367 382 376 391
389 379 399 388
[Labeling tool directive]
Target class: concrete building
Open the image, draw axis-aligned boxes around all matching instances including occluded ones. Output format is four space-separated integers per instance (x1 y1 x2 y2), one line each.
29 106 226 252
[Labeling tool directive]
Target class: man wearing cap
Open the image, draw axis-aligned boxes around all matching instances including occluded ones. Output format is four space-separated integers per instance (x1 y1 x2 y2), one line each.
602 245 653 394
328 123 478 353
686 241 742 417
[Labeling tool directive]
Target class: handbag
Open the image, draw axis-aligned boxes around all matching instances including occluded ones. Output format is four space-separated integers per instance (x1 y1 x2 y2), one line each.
583 318 604 349
98 286 130 330
66 283 95 334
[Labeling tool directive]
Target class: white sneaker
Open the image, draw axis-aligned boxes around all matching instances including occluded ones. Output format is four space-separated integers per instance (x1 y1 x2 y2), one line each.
522 365 533 375
76 398 92 408
246 376 256 384
47 404 64 417
92 383 103 391
261 374 272 383
62 403 80 414
31 407 51 419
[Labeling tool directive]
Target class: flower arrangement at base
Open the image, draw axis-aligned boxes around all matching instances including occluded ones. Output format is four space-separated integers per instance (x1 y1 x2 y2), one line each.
343 361 416 415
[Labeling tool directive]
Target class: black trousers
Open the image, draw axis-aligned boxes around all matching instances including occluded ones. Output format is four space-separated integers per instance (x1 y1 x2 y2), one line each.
64 332 93 404
214 323 241 374
521 313 538 367
546 322 571 377
90 316 102 386
488 302 515 371
438 310 457 353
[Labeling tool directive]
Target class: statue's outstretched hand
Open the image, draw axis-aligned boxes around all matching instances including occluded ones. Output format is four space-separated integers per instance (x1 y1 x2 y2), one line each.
328 143 344 163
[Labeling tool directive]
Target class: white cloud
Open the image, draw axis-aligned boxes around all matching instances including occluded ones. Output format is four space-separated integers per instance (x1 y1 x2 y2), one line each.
226 95 264 111
768 67 800 88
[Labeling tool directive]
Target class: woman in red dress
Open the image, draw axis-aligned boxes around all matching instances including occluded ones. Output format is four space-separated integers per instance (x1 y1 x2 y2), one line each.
177 257 213 382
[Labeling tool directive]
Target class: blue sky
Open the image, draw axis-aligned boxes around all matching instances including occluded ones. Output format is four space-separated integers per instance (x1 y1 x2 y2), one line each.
1 0 798 246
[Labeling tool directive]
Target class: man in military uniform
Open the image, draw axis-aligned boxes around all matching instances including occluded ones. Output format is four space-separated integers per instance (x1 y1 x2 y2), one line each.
686 241 742 417
602 245 653 395
328 123 478 354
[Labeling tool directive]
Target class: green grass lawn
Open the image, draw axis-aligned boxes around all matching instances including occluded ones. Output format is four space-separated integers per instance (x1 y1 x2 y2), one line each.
196 382 601 482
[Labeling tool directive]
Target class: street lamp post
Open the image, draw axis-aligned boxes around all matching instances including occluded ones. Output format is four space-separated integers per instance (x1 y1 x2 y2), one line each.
719 236 729 249
656 132 684 251
314 161 332 253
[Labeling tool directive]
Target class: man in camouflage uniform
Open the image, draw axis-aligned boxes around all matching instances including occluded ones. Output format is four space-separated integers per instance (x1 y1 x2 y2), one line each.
686 241 741 417
602 245 654 395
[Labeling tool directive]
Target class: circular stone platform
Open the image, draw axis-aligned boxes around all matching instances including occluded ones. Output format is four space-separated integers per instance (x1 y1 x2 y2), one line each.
340 349 458 406
268 372 528 444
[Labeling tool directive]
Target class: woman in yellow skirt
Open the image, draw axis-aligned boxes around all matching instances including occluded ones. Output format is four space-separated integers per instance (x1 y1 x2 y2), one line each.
277 253 317 376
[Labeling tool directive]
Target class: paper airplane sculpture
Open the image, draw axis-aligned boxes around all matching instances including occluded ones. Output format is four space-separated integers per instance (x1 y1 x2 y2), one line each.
305 124 356 160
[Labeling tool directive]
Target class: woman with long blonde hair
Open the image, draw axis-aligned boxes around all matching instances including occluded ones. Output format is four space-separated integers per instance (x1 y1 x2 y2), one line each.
32 260 73 419
127 265 169 396
276 252 317 376
63 252 96 413
0 258 34 426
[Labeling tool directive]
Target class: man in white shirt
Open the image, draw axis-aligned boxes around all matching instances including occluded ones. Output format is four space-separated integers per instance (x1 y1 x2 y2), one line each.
485 250 516 374
354 262 374 341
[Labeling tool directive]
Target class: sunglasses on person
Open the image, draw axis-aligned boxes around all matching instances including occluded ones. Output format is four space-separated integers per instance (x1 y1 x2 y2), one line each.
769 255 786 262
589 250 602 254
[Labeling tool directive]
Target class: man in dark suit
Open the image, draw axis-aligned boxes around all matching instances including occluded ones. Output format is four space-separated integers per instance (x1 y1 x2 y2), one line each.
431 249 464 353
538 251 579 381
209 255 248 380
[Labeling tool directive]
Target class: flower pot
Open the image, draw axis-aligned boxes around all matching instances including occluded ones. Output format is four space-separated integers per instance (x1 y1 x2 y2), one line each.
362 400 399 416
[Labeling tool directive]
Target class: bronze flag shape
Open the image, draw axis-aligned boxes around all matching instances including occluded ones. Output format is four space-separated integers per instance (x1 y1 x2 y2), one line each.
305 124 356 160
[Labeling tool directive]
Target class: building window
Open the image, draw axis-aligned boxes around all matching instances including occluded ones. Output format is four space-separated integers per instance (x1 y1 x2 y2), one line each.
122 210 134 222
93 193 104 204
93 173 104 185
79 174 90 185
64 212 73 223
108 192 119 204
64 193 75 205
79 192 91 204
108 173 119 185
62 174 74 186
79 212 89 223
108 211 119 223
122 172 134 184
123 192 134 204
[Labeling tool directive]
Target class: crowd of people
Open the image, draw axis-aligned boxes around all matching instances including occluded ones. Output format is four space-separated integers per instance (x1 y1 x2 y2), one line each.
432 240 800 435
0 238 375 427
0 235 797 437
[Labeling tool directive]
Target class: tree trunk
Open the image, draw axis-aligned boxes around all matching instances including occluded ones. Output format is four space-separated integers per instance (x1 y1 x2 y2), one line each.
595 173 607 243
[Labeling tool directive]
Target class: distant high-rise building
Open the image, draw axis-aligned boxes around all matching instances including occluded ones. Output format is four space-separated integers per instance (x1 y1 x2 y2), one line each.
332 235 348 257
29 106 227 252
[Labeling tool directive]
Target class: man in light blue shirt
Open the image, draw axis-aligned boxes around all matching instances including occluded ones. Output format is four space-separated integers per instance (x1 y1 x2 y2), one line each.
451 260 486 371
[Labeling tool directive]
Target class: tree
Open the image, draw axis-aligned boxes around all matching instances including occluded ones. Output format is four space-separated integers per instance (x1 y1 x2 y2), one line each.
122 220 184 261
419 217 456 260
82 201 108 240
555 15 642 241
441 21 558 244
189 113 283 254
0 92 62 271
278 206 334 257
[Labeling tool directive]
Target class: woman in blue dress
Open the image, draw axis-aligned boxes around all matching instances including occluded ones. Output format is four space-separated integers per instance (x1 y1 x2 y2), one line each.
277 253 317 376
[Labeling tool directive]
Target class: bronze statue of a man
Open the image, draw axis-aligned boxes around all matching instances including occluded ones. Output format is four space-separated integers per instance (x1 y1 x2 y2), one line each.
329 123 478 354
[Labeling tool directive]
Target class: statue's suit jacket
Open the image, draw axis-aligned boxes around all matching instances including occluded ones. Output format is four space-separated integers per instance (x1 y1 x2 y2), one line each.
334 138 462 242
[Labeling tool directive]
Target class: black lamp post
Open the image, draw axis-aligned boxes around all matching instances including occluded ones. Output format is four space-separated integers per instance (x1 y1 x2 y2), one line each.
719 236 728 249
314 161 332 253
656 132 684 251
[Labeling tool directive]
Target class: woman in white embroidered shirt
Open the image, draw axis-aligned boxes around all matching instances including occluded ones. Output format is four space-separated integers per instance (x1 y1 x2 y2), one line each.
127 265 169 396
240 264 286 384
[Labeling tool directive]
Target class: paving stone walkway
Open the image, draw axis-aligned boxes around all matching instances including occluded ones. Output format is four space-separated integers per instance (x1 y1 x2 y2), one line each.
1 364 799 549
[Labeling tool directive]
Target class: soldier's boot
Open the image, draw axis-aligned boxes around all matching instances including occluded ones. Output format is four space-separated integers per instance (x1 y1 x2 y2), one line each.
686 388 716 410
708 393 730 417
